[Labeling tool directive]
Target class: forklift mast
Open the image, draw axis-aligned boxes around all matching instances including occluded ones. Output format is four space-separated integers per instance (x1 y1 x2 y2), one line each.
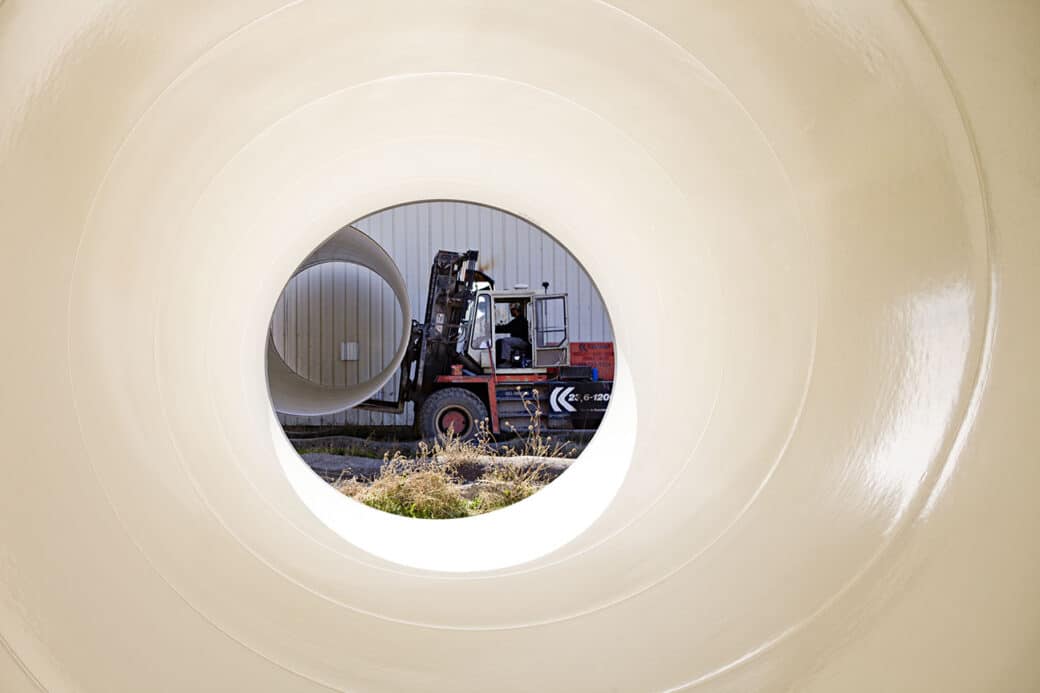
358 249 485 413
415 250 484 395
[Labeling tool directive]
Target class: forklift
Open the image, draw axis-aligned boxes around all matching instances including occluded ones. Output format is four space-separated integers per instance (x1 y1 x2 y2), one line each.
359 250 613 440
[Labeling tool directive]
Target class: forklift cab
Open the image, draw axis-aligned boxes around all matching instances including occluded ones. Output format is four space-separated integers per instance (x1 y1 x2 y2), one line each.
467 289 570 372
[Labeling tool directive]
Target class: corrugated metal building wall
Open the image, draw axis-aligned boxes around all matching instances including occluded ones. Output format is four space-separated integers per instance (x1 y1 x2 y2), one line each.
272 201 613 426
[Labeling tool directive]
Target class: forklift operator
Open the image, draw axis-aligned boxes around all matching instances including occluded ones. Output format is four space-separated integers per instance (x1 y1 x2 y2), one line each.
496 302 530 365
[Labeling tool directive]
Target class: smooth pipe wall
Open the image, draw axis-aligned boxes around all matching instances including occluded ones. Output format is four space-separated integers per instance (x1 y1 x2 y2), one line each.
0 2 1038 692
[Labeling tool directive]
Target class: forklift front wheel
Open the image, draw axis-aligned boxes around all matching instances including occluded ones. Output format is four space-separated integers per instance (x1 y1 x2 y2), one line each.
418 387 489 442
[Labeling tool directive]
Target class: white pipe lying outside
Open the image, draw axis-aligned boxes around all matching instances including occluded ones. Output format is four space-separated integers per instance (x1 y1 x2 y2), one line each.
267 224 411 416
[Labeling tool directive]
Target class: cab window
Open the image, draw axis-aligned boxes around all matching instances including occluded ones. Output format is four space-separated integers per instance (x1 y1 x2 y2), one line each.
470 293 492 349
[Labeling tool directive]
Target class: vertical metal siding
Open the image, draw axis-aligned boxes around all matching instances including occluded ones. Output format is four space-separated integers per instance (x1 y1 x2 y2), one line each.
274 201 613 426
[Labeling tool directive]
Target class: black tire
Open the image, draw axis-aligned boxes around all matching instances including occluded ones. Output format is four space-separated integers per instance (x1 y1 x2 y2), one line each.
418 387 489 442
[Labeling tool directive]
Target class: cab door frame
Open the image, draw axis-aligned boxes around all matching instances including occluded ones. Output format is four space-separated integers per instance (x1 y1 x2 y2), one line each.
532 293 570 367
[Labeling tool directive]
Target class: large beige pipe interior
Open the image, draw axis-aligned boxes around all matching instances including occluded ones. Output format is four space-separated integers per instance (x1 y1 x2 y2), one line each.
1 1 1038 691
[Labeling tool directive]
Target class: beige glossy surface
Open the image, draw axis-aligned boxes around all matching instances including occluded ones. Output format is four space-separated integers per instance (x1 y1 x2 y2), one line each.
0 1 1037 691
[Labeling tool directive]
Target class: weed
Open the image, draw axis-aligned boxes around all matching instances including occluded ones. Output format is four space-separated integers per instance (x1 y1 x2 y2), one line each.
332 397 571 519
469 463 547 513
503 388 575 459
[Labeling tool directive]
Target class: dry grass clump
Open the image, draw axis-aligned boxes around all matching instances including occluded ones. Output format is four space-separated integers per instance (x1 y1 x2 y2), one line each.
468 462 547 514
335 432 508 519
334 446 468 519
335 477 368 499
334 391 572 519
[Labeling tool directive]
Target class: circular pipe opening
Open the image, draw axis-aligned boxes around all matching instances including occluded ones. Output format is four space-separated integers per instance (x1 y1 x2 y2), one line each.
268 200 633 570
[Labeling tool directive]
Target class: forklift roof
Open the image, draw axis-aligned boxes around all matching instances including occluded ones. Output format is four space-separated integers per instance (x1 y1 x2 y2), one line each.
490 289 537 300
